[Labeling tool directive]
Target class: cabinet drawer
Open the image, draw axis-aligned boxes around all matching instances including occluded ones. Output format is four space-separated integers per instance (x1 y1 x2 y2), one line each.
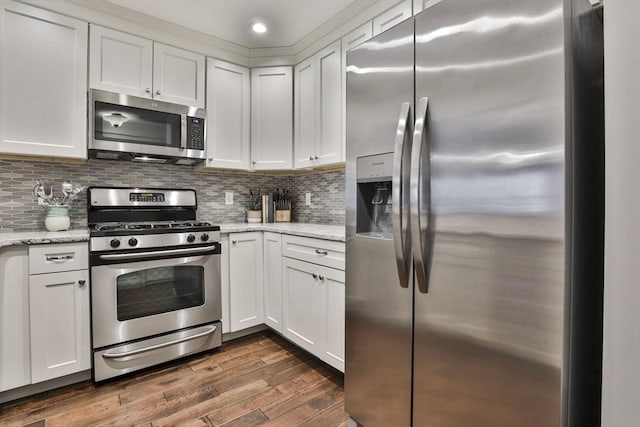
282 235 344 270
29 242 88 274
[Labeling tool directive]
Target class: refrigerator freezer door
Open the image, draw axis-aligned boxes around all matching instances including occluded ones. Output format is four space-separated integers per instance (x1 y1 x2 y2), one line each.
345 19 414 427
412 0 566 426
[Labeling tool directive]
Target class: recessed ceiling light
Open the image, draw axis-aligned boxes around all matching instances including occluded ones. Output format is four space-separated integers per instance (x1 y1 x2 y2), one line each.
251 22 267 34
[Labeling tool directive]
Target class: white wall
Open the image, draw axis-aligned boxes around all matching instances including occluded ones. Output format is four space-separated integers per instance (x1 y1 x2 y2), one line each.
602 1 640 426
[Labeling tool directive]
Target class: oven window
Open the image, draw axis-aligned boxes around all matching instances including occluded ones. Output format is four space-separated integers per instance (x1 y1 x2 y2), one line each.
116 266 204 321
94 101 181 148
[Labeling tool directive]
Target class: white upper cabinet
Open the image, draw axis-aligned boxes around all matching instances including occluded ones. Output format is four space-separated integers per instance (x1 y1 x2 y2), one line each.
342 22 373 160
294 40 342 169
294 57 316 169
0 0 87 160
205 59 251 169
251 66 293 170
90 25 205 108
316 41 342 166
89 25 153 98
153 43 205 107
373 0 413 36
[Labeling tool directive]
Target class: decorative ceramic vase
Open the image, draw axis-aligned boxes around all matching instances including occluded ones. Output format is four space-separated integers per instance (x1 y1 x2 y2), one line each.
45 206 70 232
246 210 262 223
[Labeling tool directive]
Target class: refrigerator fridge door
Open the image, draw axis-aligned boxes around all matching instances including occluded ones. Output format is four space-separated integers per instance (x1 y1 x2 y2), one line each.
412 0 566 426
345 19 414 427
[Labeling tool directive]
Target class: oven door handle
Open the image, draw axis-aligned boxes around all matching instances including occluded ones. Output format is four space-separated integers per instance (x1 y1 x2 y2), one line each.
98 244 218 261
101 325 217 359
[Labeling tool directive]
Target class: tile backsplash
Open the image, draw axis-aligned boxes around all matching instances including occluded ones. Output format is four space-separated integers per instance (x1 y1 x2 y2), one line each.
0 158 345 232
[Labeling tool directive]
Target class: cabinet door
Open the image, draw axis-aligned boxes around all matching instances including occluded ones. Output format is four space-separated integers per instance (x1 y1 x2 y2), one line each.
282 258 327 355
325 269 345 372
0 246 30 391
220 235 231 334
294 57 316 169
342 22 373 161
89 25 153 98
315 40 342 166
206 59 250 169
251 67 293 170
229 232 264 331
0 1 87 159
29 270 90 383
153 43 205 108
373 0 413 36
263 232 283 333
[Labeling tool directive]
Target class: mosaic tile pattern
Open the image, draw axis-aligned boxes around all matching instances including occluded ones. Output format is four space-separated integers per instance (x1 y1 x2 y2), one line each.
288 170 345 225
0 159 346 232
0 159 286 232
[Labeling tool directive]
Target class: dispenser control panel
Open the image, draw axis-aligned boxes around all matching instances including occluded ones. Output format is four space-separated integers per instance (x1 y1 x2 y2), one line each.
356 152 394 183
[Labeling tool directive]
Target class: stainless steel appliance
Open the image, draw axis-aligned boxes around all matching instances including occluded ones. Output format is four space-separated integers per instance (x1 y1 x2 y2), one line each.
89 89 206 165
88 187 222 381
345 0 604 426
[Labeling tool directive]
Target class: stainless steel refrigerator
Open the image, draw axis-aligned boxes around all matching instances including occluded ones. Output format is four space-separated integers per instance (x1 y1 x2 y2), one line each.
344 0 604 426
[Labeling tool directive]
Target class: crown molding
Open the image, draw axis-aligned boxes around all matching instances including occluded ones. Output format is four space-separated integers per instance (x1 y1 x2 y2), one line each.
17 0 250 66
15 0 405 67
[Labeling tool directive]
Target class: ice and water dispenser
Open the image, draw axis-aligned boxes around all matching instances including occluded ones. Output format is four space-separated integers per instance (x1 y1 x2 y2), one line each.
356 153 394 238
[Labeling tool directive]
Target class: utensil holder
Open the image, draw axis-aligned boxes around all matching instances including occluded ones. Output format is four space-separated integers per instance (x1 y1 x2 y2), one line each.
275 209 291 222
45 206 70 231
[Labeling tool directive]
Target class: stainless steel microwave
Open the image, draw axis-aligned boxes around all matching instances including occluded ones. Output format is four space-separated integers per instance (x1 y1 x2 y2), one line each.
88 89 206 165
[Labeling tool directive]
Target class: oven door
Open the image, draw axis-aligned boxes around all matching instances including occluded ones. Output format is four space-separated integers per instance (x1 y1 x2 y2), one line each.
91 245 221 349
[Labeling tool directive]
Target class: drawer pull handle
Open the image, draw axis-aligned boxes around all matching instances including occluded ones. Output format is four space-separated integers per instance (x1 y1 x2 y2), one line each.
315 249 328 256
46 254 73 263
312 273 318 279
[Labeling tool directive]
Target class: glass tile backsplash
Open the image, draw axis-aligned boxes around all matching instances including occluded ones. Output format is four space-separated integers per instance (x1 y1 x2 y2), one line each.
0 158 345 232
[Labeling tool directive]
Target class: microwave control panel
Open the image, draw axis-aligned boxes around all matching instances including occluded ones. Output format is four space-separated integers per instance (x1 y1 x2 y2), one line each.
187 117 205 150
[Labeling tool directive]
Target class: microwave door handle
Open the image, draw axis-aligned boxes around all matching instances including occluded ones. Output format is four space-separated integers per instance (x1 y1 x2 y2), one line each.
411 97 431 294
392 102 412 288
180 114 187 150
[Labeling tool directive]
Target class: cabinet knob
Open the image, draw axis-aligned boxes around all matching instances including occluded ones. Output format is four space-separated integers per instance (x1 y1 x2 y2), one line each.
312 273 318 279
155 90 161 95
78 279 86 287
208 157 213 161
309 156 314 161
232 240 237 245
252 160 256 165
145 88 151 94
314 156 319 160
319 275 325 281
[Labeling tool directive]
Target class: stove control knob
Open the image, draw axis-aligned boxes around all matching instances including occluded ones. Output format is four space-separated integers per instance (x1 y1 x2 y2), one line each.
128 238 138 247
187 234 196 243
110 239 121 248
200 233 209 242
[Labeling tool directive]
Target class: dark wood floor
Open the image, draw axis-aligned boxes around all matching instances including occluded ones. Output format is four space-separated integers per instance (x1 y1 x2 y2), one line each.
0 331 347 427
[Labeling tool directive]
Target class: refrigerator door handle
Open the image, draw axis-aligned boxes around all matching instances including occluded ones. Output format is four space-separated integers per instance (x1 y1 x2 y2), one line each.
392 101 412 288
411 97 431 293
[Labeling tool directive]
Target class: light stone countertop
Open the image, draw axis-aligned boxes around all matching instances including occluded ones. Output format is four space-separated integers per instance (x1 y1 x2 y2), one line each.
0 229 90 248
219 223 345 242
0 223 345 248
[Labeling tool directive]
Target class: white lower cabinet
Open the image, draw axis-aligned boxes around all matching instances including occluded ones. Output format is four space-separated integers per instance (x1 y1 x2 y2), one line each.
29 270 90 383
282 258 327 355
281 236 345 372
228 232 264 331
0 246 30 392
263 232 283 333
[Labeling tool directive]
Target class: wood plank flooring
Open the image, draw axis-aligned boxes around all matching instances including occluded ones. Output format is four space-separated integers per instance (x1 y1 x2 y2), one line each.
0 331 347 427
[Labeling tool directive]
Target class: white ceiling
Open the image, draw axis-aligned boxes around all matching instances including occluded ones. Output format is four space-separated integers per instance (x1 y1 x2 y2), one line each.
103 0 360 49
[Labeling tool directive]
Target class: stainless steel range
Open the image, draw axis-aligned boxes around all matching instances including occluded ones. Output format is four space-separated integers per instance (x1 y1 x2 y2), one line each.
88 187 222 381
